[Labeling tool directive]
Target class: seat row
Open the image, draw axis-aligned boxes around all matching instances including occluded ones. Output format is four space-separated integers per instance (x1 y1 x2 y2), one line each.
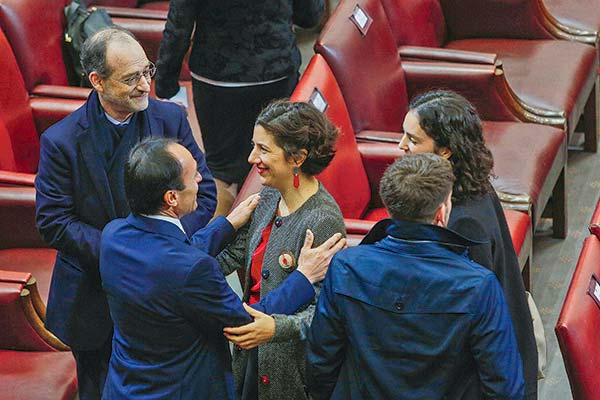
234 53 535 289
316 0 600 241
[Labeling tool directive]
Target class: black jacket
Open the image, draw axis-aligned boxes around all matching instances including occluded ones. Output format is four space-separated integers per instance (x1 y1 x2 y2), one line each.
449 191 538 400
155 0 324 98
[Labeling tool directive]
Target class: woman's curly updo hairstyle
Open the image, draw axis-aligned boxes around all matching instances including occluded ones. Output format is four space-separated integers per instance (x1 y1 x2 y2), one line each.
409 90 494 202
255 100 339 176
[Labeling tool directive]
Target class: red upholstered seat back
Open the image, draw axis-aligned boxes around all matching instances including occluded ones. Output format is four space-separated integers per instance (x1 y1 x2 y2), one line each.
315 0 408 133
0 121 17 172
290 55 371 219
556 233 600 400
380 0 447 47
438 0 553 41
88 0 138 6
0 0 70 91
0 30 40 173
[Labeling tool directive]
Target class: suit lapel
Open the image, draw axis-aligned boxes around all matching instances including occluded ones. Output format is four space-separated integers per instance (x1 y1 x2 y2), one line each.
142 101 160 140
75 97 162 220
77 127 117 220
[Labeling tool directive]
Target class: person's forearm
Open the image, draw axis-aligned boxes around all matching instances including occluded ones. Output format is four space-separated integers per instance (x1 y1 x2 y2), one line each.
189 216 236 256
250 271 315 315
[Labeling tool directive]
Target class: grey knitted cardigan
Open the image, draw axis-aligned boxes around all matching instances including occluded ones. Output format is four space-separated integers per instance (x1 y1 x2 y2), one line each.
217 184 345 400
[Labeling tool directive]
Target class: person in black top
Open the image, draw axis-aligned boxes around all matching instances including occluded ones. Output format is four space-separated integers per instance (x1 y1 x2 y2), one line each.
397 90 538 399
155 0 325 216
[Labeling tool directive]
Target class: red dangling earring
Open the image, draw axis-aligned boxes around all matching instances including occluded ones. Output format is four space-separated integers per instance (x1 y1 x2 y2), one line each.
293 166 300 189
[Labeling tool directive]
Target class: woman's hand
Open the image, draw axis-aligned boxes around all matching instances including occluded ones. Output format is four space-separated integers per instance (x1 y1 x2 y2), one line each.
223 303 275 349
297 230 346 284
225 194 261 230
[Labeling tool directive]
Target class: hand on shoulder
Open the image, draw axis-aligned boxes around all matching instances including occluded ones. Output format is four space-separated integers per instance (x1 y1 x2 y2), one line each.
297 229 346 284
226 194 261 230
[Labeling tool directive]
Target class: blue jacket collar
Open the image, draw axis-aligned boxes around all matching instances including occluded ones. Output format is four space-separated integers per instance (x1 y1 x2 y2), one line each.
361 218 485 254
126 214 189 243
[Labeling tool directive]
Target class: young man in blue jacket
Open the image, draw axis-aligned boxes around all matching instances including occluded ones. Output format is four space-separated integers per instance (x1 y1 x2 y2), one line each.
306 153 524 400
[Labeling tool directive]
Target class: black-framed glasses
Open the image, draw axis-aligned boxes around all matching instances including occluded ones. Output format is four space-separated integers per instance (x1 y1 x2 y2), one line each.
112 61 156 87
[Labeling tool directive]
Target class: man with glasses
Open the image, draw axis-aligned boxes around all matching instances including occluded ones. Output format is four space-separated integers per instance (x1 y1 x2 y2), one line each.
34 27 216 400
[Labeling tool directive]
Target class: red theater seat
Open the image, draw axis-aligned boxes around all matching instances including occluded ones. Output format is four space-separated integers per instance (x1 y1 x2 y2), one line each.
0 186 57 309
315 0 568 237
291 55 401 220
0 250 56 305
0 350 77 400
379 0 598 152
0 272 67 351
543 0 599 46
0 273 74 397
555 227 600 399
0 29 82 185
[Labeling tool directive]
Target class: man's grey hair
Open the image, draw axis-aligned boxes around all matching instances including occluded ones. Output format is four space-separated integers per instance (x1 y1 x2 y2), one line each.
80 27 139 77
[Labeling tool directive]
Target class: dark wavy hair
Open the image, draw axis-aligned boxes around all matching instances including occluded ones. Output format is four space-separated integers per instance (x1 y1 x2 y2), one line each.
409 90 494 202
255 100 339 175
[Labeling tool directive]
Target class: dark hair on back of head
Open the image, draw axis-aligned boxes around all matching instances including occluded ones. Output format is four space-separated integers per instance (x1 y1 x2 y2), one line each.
409 90 494 203
379 153 455 223
125 138 185 215
255 99 339 175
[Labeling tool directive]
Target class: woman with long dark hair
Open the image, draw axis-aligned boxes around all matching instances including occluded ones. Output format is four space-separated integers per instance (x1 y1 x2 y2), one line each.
398 90 538 400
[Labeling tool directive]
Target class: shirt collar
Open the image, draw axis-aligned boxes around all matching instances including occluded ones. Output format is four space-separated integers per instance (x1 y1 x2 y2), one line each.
142 214 185 233
104 112 132 126
361 218 485 253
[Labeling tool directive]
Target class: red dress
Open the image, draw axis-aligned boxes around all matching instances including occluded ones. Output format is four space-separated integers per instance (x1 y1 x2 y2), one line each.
248 220 274 304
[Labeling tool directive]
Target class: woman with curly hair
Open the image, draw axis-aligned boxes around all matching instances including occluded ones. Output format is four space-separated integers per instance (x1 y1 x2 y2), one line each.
398 90 538 400
217 100 346 400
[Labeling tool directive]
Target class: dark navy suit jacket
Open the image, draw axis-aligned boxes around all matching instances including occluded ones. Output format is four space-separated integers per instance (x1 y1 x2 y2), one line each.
35 93 217 350
100 215 315 399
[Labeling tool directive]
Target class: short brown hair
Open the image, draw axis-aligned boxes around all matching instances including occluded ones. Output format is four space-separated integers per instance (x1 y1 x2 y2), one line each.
255 100 339 175
379 153 455 223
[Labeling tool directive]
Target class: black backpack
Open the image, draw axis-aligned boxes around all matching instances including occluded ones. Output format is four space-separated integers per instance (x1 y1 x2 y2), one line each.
64 0 112 87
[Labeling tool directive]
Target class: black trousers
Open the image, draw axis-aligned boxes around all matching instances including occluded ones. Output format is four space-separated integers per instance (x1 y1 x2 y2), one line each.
192 74 298 185
72 336 112 400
